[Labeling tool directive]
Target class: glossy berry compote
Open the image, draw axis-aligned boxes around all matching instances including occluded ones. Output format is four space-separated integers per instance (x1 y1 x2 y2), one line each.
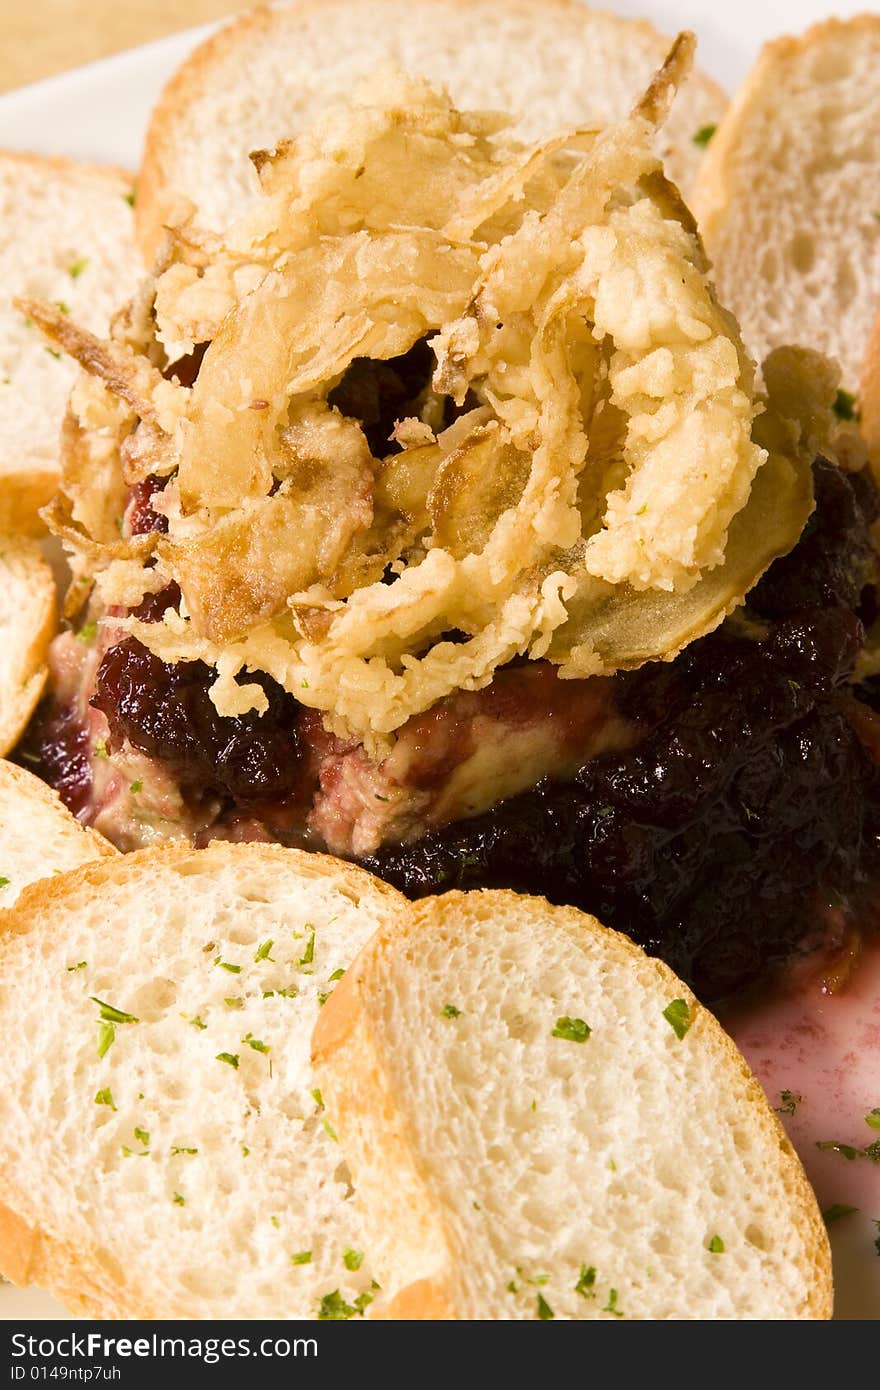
91 640 305 805
367 459 880 1004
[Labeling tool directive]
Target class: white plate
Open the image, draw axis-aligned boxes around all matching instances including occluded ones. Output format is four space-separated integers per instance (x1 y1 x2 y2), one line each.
0 0 877 1324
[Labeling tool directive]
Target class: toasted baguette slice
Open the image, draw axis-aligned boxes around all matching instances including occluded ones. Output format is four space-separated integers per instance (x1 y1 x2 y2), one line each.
136 0 726 262
313 890 832 1320
0 761 115 910
0 844 405 1319
860 302 880 471
0 153 140 533
692 17 880 390
0 538 56 757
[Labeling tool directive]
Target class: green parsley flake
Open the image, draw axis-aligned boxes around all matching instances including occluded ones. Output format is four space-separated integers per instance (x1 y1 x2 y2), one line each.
356 1289 377 1313
67 961 87 972
441 1003 462 1018
243 1033 270 1053
551 1016 591 1044
776 1089 802 1116
170 1146 198 1155
298 929 316 967
68 257 88 278
91 997 139 1025
311 1088 324 1110
216 1052 239 1069
323 1117 339 1142
214 957 242 973
291 1251 312 1265
130 780 143 794
173 1193 185 1206
242 1145 250 1156
816 1139 862 1160
708 1234 725 1254
56 301 70 315
823 1203 859 1224
97 1022 115 1058
603 1289 624 1317
865 1109 880 1130
328 968 346 983
124 190 136 207
120 1145 149 1158
343 1247 364 1271
317 1290 357 1320
663 998 692 1040
45 348 61 360
224 997 244 1009
93 739 109 759
134 1127 150 1147
575 1266 596 1298
254 939 274 963
76 621 97 644
188 1015 207 1030
536 1293 554 1320
0 877 9 890
94 1088 116 1110
693 123 717 148
833 388 859 422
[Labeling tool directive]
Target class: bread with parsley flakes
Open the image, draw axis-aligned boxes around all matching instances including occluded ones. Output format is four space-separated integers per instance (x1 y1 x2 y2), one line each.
135 0 726 263
0 760 116 910
0 152 140 533
0 537 57 757
312 889 833 1320
0 842 405 1319
691 16 880 391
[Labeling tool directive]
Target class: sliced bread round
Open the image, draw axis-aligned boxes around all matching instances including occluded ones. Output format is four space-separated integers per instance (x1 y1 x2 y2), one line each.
0 760 116 911
692 16 880 389
313 889 832 1319
0 843 405 1319
0 537 56 757
0 152 140 533
136 0 726 261
860 300 880 473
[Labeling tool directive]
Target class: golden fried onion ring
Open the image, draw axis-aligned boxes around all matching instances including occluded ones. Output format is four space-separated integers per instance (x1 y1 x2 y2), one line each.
48 51 824 746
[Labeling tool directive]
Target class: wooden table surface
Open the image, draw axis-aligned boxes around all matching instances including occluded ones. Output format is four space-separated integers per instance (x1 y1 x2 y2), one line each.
0 0 249 94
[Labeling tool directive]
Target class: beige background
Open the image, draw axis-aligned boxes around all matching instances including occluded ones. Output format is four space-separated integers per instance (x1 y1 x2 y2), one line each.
0 0 248 94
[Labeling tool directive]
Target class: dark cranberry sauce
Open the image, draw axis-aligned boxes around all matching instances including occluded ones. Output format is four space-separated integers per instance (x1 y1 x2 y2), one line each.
91 639 305 805
18 705 92 819
328 336 475 457
164 342 209 390
126 476 169 537
365 459 880 1004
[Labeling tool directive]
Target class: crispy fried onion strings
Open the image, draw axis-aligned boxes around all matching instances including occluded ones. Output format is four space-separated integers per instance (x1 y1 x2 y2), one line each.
43 47 821 746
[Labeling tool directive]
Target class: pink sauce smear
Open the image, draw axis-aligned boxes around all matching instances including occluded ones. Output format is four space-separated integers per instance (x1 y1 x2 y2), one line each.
724 938 880 1319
